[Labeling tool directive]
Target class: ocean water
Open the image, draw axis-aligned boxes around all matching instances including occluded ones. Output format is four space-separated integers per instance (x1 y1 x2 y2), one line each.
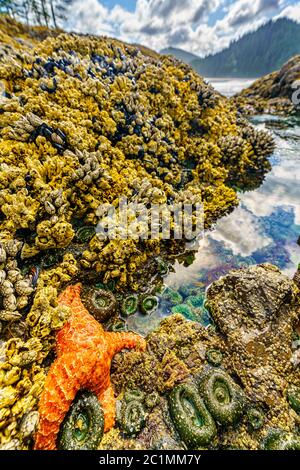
207 78 256 97
126 81 300 336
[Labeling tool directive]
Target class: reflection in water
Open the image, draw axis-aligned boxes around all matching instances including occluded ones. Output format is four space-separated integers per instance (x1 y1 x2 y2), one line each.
127 112 300 336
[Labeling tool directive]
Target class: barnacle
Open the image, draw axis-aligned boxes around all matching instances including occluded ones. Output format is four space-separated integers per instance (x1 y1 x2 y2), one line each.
168 383 217 449
199 369 246 426
19 411 39 443
58 390 104 450
0 16 274 292
37 253 79 290
0 241 34 325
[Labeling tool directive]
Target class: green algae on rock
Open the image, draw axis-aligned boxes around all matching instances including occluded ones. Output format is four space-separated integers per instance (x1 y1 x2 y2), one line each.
171 303 195 320
287 385 300 414
58 390 104 450
162 287 183 306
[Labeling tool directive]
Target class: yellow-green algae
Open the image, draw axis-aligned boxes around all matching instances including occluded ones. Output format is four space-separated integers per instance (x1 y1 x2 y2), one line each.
0 16 276 448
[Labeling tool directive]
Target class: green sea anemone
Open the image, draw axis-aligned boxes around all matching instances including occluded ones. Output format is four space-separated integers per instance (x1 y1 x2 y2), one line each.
156 257 169 276
121 295 139 317
247 407 265 431
206 349 223 367
120 400 146 437
140 295 159 315
75 226 96 244
85 288 117 323
106 318 127 332
58 391 104 450
168 383 217 449
199 369 245 426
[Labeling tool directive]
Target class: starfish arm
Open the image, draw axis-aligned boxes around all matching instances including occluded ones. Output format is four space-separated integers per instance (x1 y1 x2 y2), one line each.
106 331 146 357
34 350 93 450
58 284 81 307
97 384 116 432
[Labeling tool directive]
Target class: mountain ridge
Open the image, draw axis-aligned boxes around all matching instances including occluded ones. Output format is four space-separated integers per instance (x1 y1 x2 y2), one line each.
162 19 300 78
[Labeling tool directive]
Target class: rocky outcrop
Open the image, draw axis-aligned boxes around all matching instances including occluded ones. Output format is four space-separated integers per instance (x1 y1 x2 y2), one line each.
206 264 300 405
234 56 300 115
106 264 300 450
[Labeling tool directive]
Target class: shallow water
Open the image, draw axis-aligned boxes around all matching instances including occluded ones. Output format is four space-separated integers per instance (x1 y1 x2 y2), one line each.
127 85 300 336
207 78 256 97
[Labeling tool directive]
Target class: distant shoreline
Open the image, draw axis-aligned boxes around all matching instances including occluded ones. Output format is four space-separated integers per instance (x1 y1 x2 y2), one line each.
205 77 258 82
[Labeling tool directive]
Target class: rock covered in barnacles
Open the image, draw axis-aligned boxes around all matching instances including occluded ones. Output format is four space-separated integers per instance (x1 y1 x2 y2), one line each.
0 240 34 324
206 264 299 407
0 17 275 289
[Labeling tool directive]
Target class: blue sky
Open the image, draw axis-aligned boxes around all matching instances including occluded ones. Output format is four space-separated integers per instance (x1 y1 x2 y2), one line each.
65 0 300 56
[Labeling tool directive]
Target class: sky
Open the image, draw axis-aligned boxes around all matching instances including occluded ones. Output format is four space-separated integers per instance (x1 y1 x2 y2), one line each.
65 0 300 57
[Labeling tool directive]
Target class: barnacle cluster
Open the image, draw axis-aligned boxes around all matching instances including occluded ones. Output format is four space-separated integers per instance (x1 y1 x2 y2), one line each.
0 17 274 291
0 240 33 328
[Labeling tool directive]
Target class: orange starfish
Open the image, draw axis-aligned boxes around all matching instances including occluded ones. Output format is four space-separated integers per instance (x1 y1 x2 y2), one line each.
34 284 146 450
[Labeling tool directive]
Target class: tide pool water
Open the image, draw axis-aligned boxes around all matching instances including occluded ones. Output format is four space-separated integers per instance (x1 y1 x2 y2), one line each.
127 81 300 336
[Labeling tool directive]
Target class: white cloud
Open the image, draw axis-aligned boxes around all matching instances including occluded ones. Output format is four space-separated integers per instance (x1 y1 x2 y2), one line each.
65 0 113 35
63 0 300 56
210 206 272 256
276 3 300 21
